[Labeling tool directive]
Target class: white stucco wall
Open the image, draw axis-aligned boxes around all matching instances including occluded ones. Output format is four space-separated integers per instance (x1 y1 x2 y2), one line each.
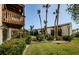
61 26 69 36
47 28 53 34
61 24 72 36
0 4 3 44
70 24 72 35
46 23 72 36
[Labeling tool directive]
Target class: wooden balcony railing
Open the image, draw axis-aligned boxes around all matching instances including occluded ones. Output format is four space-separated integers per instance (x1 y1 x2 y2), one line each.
2 10 24 25
17 4 24 7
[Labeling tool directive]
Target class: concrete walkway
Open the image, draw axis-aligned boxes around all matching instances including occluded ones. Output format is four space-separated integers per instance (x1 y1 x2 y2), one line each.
22 45 30 55
52 41 69 43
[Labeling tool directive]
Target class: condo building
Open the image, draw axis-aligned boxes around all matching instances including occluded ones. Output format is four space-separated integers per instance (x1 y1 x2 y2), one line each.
0 4 25 44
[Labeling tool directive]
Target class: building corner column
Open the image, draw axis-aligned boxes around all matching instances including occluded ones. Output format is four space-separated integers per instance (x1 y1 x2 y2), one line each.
7 28 11 40
0 4 3 44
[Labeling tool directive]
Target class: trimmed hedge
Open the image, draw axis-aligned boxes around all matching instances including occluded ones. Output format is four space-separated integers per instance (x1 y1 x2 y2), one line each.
63 35 73 41
0 39 26 55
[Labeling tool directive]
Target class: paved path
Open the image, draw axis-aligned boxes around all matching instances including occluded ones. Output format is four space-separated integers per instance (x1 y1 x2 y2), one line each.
22 45 30 55
52 41 69 43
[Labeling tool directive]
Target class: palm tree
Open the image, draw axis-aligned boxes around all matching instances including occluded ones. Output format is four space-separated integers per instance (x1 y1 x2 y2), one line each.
43 4 50 34
30 25 34 31
30 25 34 35
37 10 42 33
44 20 47 34
54 4 60 40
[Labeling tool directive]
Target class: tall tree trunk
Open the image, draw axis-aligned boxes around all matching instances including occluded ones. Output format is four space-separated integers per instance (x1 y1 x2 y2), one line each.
39 14 42 33
43 4 50 34
45 8 48 34
54 4 60 40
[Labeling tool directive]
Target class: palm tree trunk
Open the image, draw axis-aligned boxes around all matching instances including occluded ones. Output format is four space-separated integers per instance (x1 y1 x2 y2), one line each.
54 4 60 40
45 9 48 34
39 14 42 33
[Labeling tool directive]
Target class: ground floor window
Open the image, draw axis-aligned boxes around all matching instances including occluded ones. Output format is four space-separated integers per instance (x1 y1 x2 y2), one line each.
58 28 62 36
51 29 62 36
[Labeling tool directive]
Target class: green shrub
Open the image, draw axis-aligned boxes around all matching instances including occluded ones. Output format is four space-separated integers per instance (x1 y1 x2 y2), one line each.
63 35 73 41
46 34 54 41
33 29 38 36
0 39 26 55
75 32 79 37
36 34 45 41
25 36 32 44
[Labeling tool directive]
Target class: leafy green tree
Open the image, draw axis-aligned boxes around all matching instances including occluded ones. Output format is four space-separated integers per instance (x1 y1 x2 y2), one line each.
67 4 79 24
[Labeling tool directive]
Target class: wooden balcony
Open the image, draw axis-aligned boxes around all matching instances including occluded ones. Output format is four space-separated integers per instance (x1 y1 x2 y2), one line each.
2 10 24 25
17 4 24 7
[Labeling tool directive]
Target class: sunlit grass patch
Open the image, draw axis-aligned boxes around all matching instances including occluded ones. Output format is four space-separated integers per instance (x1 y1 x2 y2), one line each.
25 37 79 55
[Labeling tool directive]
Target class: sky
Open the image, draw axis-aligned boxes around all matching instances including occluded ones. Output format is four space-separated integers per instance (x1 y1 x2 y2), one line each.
24 4 79 30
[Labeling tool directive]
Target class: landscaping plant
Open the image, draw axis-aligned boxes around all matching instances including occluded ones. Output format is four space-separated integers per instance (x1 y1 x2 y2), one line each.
25 36 32 44
46 34 54 41
36 34 45 41
63 35 73 41
0 39 26 55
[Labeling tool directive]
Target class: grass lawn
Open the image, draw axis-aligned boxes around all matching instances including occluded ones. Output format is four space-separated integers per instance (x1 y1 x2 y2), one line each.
24 37 79 55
